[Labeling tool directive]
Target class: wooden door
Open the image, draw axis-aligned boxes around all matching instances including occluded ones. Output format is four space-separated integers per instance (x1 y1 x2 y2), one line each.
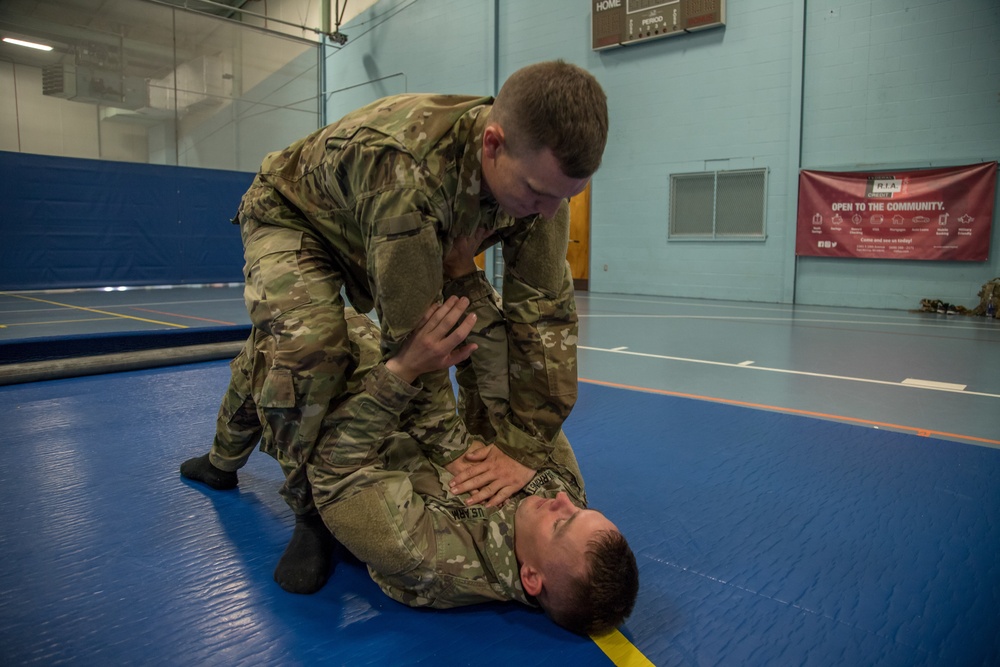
567 182 591 291
475 182 591 290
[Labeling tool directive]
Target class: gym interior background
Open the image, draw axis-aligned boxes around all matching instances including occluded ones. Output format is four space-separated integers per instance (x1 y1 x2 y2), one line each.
1 1 998 666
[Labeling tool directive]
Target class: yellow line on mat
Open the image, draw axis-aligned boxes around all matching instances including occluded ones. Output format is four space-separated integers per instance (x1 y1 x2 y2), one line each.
1 293 188 329
592 629 656 666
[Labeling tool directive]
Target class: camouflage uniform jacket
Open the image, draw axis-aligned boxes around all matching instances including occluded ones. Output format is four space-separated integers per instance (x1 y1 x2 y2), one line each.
239 94 579 470
309 358 587 609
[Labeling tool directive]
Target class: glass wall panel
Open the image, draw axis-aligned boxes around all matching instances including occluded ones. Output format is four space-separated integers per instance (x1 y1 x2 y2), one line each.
0 0 320 170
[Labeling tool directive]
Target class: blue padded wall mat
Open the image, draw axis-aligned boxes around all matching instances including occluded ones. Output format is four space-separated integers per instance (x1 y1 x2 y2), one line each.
0 151 252 290
1 362 997 666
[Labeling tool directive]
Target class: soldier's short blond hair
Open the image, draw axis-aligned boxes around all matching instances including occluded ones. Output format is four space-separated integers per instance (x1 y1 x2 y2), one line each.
491 60 608 179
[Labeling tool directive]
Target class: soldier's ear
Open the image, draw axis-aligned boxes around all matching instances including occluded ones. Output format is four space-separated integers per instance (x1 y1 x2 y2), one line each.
520 562 543 597
482 124 505 160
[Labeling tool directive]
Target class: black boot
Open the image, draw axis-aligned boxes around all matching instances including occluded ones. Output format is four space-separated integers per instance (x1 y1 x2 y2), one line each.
274 511 336 594
180 453 238 490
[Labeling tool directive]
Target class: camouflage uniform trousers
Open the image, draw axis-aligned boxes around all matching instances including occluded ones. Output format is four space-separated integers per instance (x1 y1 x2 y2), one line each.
209 216 377 515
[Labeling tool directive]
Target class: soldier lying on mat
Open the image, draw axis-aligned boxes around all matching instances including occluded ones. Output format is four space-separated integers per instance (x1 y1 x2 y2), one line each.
184 292 638 636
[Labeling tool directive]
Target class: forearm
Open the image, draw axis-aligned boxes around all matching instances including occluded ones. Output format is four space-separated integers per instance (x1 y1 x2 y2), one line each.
497 207 579 469
443 270 510 433
358 294 480 467
396 368 474 467
364 187 446 355
313 362 420 471
503 261 579 439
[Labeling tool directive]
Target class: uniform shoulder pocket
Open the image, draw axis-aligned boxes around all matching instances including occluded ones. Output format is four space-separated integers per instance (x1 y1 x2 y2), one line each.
374 211 425 238
371 215 442 341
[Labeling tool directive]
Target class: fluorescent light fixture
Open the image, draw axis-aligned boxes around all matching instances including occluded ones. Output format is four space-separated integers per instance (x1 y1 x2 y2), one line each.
3 37 54 51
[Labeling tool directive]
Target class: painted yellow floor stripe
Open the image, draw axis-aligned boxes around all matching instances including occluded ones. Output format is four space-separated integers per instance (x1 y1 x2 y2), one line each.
1 292 188 329
592 629 656 666
4 317 120 327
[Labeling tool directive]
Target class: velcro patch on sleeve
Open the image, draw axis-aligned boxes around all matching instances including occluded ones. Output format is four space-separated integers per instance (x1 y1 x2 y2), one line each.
325 486 423 576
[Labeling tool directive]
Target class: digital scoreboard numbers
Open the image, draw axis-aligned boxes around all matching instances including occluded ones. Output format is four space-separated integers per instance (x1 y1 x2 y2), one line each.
624 0 684 44
591 0 724 50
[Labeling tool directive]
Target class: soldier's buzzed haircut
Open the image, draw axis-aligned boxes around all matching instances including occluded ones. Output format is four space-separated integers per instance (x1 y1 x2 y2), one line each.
548 530 639 636
491 60 609 179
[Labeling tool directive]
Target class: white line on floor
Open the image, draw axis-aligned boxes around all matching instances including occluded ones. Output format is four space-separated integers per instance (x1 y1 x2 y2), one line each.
578 313 990 331
578 345 1000 399
901 378 967 391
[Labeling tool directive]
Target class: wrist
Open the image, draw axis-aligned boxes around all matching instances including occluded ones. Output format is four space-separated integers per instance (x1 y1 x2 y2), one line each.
385 357 419 384
443 270 490 300
444 262 477 280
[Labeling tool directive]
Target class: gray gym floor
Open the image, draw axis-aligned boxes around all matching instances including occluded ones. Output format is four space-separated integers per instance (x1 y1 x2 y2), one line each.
2 285 996 448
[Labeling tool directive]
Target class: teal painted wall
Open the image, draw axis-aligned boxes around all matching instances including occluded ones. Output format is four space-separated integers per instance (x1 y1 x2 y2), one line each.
325 0 495 121
797 0 1000 309
326 0 1000 310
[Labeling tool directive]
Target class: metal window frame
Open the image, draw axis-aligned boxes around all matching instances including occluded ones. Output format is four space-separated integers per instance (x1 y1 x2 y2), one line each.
668 167 769 242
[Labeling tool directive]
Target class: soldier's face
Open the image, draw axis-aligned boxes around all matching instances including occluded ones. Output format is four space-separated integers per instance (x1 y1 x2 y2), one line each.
514 492 618 589
481 127 589 220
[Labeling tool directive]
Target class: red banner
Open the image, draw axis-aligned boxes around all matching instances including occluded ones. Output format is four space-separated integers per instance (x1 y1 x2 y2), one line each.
795 162 996 261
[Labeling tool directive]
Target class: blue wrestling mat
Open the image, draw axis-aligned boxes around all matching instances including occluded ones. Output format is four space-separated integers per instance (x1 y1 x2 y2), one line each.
1 362 998 666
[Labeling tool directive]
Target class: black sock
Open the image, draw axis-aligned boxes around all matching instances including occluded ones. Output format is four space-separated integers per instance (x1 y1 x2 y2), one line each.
180 453 238 491
274 511 336 595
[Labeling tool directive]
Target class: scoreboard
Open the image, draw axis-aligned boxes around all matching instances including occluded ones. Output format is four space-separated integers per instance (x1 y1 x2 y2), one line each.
592 0 725 50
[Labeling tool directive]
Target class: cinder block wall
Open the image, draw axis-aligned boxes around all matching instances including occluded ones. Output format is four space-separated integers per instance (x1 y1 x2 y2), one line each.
797 0 1000 309
330 0 1000 309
